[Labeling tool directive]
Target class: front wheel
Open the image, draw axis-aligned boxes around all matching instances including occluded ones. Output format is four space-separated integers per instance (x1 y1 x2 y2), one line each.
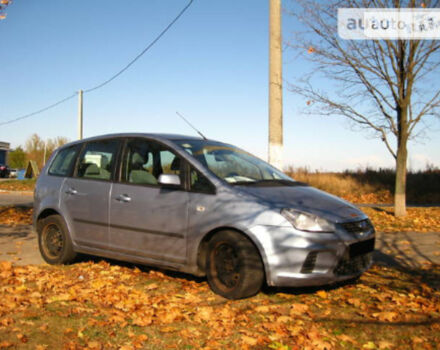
38 215 77 264
206 230 264 299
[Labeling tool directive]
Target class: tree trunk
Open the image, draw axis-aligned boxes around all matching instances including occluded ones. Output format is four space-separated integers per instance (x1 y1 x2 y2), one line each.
394 139 408 217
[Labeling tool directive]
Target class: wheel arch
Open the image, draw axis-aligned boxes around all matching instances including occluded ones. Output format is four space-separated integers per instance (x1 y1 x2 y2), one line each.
36 208 61 232
196 226 270 282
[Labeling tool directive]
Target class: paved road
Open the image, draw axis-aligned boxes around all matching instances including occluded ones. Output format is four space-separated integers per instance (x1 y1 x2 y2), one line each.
0 192 33 207
374 231 440 266
0 225 43 265
374 231 440 289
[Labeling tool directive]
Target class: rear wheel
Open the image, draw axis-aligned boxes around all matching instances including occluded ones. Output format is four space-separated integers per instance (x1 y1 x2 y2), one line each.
38 215 76 264
206 230 264 299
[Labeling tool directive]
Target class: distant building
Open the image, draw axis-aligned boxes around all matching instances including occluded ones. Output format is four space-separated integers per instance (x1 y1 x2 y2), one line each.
0 142 10 165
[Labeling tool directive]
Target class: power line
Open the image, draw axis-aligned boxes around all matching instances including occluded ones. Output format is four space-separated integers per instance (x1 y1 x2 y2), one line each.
84 0 194 93
0 93 77 127
0 0 194 126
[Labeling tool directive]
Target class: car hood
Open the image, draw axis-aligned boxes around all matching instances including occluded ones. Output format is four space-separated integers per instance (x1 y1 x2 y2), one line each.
237 184 365 223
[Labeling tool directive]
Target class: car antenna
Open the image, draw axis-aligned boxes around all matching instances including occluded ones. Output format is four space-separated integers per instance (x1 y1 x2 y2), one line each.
176 111 208 140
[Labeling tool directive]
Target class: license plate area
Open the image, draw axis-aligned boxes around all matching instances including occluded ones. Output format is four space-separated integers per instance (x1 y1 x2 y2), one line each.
349 238 375 258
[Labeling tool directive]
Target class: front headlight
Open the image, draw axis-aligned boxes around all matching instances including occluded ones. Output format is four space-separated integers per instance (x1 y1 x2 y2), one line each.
281 209 335 233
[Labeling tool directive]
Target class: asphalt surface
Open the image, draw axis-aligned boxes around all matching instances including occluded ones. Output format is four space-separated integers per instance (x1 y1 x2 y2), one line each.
0 191 33 207
0 225 44 265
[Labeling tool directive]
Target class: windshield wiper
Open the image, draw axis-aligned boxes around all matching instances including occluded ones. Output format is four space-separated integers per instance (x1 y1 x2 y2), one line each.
232 179 307 187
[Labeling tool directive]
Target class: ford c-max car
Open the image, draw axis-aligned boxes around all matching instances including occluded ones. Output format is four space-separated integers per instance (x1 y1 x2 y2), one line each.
34 133 375 299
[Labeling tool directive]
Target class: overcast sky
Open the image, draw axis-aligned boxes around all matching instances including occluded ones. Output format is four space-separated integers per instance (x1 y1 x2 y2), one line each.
1 0 439 171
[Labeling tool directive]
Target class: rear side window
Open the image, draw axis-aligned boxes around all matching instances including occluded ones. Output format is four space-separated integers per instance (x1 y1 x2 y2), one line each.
48 145 80 177
76 140 120 181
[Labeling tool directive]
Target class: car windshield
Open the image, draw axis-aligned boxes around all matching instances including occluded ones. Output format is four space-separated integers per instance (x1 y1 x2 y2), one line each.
176 139 297 186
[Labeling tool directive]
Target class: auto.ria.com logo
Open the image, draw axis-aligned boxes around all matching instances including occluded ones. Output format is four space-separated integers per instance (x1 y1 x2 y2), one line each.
338 8 440 40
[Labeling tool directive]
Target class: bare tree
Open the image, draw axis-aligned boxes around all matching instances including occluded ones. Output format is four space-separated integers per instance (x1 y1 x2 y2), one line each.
25 134 45 170
286 0 440 216
25 134 69 169
46 136 69 158
0 0 12 21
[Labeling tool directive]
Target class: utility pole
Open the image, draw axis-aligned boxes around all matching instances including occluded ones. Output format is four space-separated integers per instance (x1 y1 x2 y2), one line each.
268 0 283 170
78 90 83 140
43 141 47 166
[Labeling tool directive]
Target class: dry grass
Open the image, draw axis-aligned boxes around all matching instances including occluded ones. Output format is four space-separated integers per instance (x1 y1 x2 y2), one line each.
287 166 440 204
289 169 391 204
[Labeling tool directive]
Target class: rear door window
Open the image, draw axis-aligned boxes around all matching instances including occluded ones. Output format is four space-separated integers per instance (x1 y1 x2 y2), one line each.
48 144 81 177
75 140 120 181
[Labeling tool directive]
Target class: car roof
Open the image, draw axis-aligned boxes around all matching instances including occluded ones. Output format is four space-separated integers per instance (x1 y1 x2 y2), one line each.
62 133 205 147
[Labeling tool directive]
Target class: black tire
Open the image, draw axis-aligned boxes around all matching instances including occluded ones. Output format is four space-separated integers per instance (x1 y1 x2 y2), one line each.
37 215 77 264
206 230 264 299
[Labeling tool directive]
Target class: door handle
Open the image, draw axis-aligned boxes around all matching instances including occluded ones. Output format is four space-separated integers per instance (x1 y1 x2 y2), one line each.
65 188 78 195
115 194 131 203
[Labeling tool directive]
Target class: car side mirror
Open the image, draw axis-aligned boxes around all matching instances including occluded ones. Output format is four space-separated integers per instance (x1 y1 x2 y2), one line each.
158 174 181 187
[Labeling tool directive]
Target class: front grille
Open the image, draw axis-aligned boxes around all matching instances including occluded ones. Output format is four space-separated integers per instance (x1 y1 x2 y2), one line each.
349 238 375 258
334 239 375 276
334 252 372 276
301 252 318 273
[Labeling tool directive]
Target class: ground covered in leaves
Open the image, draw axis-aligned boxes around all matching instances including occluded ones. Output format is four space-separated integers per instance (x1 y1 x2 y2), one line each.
361 207 440 233
0 206 32 226
0 261 438 349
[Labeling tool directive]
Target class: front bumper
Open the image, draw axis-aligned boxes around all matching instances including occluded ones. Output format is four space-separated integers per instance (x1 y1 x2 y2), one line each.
249 223 375 287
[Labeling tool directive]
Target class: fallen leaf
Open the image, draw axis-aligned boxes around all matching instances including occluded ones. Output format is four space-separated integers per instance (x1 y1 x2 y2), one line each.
290 303 309 316
316 290 328 299
87 341 102 349
242 335 258 346
372 311 398 322
378 340 394 349
35 346 48 350
16 334 28 343
145 283 158 290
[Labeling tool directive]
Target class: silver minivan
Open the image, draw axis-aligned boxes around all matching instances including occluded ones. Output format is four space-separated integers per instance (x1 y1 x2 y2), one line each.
34 133 375 299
